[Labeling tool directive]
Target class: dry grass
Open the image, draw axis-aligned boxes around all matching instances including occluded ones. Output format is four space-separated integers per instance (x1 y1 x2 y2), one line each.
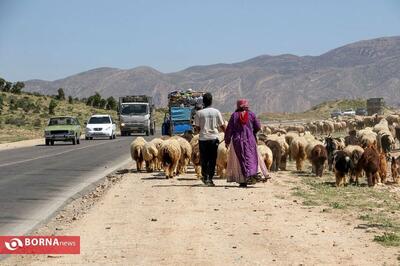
289 164 400 247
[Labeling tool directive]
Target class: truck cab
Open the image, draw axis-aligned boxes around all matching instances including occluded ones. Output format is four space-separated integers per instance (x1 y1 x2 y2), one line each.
119 95 155 136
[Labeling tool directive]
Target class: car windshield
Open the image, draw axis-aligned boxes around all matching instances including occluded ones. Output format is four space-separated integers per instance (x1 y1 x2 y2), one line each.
345 109 353 112
88 117 111 124
121 104 148 115
48 117 74 126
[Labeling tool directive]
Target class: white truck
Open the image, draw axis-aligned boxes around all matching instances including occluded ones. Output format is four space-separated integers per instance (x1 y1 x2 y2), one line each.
118 95 155 136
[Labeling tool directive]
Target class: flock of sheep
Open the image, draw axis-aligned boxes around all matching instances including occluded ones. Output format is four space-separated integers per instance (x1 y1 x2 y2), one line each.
130 112 400 188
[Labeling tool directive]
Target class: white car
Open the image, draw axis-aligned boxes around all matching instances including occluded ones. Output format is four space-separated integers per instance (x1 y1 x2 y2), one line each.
342 109 356 116
85 115 116 140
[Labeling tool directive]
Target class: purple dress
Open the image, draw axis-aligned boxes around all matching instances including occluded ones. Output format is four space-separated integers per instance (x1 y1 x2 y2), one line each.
224 111 261 178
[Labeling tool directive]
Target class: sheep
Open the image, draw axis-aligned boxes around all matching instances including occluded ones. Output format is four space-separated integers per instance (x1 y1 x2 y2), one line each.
149 138 163 170
378 152 388 184
216 141 228 178
373 118 389 133
172 136 192 175
285 131 299 161
343 145 364 184
159 138 181 178
130 137 146 172
142 142 159 172
325 136 337 171
258 144 273 171
266 140 282 172
357 128 377 148
386 114 399 125
376 130 395 155
290 136 308 172
306 140 327 177
391 156 400 184
333 150 353 187
322 121 335 135
190 134 201 178
344 130 359 146
355 146 380 187
266 134 289 170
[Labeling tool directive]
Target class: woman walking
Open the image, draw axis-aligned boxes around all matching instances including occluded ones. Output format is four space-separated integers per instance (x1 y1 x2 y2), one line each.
224 99 268 187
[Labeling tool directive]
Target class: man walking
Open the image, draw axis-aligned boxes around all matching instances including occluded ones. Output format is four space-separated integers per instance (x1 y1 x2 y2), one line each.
194 93 225 186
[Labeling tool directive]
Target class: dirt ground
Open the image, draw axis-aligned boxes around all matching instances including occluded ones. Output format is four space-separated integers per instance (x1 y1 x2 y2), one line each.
4 163 400 266
0 138 43 151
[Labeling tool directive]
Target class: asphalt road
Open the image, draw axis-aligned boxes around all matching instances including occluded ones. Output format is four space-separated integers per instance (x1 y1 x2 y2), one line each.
0 135 152 236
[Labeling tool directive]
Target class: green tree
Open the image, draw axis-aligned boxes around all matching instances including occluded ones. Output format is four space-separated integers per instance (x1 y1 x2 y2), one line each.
57 88 65 100
106 96 117 110
99 98 107 109
68 95 73 104
48 99 58 115
11 81 24 94
92 92 102 108
4 81 12 92
0 94 3 114
0 78 5 91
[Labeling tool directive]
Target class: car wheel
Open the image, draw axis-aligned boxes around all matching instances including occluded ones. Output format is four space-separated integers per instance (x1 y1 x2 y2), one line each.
146 130 149 136
45 139 50 146
85 136 89 140
77 138 80 144
90 137 93 140
72 136 76 145
50 140 54 146
113 134 116 139
109 134 113 140
150 128 154 135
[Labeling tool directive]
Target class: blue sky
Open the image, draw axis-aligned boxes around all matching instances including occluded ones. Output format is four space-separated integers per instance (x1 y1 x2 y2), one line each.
0 0 399 81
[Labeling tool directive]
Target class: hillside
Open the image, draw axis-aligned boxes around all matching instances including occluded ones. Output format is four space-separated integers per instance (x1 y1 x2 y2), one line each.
23 36 400 113
0 92 117 143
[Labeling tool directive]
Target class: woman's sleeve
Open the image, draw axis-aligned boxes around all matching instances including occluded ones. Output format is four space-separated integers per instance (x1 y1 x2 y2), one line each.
253 112 261 133
224 114 234 145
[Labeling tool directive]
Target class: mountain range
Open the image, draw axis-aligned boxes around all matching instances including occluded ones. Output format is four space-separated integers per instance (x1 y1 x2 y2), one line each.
24 36 400 113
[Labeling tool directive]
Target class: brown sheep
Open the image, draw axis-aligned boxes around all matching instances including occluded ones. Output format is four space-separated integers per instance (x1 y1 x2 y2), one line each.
355 146 380 187
391 156 400 184
290 136 308 171
310 144 328 177
130 137 146 172
378 152 388 184
160 139 181 179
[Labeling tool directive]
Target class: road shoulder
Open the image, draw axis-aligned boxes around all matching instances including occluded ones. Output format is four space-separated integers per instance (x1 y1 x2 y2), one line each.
4 167 399 265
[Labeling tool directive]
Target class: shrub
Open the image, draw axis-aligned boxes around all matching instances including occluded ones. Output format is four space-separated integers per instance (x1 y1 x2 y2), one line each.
5 117 26 127
49 99 58 115
33 118 42 128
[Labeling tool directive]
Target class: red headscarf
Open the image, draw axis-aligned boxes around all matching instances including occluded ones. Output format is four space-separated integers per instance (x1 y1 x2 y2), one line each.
236 99 249 124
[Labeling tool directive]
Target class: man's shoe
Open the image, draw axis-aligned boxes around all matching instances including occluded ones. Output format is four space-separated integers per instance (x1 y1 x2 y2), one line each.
239 183 247 188
205 180 215 187
201 177 207 185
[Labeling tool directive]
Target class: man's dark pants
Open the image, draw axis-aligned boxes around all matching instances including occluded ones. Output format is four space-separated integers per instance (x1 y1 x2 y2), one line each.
199 139 219 182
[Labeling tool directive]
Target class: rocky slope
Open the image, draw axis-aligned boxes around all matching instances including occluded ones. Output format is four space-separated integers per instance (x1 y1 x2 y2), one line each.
24 36 400 113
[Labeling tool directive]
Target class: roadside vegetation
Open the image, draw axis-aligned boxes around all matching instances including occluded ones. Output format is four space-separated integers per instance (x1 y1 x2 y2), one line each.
290 171 400 247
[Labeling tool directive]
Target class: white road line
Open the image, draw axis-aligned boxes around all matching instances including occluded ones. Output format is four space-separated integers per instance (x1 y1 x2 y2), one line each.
0 139 125 168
